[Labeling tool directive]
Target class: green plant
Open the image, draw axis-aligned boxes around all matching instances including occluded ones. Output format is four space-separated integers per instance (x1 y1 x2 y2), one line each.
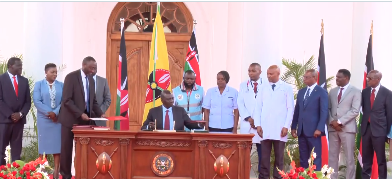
280 55 335 99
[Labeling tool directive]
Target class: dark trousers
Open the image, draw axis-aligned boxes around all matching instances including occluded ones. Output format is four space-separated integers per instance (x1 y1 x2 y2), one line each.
361 123 387 179
60 125 74 179
0 122 24 165
298 133 322 171
60 111 93 179
251 143 262 179
260 140 285 179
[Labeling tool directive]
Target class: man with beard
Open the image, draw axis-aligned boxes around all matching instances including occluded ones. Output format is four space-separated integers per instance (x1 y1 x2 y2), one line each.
172 70 204 131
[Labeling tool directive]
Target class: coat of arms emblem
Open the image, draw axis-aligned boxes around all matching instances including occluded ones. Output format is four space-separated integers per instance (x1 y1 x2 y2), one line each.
151 152 175 176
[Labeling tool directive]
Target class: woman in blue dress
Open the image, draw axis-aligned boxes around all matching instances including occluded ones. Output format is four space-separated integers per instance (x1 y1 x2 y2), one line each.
33 63 63 179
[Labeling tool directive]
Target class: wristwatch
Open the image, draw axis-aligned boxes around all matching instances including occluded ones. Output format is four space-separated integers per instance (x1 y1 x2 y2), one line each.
244 116 251 121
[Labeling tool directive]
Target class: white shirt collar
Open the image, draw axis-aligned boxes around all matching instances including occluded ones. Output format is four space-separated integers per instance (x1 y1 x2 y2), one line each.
373 83 381 92
251 78 261 84
80 69 87 79
7 70 16 78
340 83 350 89
269 80 280 85
307 83 317 91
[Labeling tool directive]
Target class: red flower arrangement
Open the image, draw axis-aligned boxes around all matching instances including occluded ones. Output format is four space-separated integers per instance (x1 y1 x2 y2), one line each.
0 145 51 179
277 148 334 179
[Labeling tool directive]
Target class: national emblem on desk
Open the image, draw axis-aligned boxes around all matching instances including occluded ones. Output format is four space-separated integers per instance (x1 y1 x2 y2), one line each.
95 152 112 174
151 152 175 176
213 155 230 177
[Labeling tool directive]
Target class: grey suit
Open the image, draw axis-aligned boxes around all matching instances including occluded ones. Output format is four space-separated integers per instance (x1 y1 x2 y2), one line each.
94 75 111 126
327 85 361 179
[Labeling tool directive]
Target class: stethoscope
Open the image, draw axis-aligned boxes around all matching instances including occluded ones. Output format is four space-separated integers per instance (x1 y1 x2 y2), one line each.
246 79 261 98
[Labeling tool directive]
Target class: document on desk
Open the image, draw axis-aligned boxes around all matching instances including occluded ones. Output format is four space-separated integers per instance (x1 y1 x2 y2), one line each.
90 118 108 121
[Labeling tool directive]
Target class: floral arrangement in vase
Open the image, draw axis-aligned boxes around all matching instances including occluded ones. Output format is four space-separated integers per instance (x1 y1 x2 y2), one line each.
277 148 334 179
0 145 51 179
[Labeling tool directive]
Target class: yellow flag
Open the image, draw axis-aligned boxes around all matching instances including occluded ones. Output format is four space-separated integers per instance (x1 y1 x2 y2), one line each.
142 2 171 124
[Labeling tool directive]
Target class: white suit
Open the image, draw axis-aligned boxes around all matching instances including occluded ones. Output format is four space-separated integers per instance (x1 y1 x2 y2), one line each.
237 79 263 143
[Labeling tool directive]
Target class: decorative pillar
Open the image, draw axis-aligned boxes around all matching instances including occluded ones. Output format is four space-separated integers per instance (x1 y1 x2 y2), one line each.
226 2 244 90
242 2 283 81
198 140 208 178
23 2 64 80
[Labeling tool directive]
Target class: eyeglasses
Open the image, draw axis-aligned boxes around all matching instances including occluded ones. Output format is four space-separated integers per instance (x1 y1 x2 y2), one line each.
367 77 377 81
302 76 313 79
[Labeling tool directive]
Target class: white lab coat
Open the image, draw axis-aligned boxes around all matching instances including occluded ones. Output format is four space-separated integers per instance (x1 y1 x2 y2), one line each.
254 80 294 142
237 80 263 143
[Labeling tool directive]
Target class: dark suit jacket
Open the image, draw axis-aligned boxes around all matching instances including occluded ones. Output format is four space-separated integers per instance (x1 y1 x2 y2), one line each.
141 106 201 130
96 75 111 113
291 85 329 137
361 85 392 137
0 73 31 124
58 69 103 128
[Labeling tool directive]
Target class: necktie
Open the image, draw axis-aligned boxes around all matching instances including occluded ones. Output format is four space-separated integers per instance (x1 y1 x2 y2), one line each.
12 76 18 97
85 76 90 113
164 110 170 130
272 84 276 91
337 88 344 103
369 88 376 122
303 88 310 105
253 82 258 93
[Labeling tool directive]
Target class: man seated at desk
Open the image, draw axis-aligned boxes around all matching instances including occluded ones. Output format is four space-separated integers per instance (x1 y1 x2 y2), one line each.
141 90 205 130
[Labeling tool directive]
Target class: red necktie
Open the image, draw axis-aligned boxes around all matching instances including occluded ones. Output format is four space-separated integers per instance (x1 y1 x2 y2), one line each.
337 88 344 103
12 76 18 97
253 82 258 93
164 110 170 130
369 88 376 122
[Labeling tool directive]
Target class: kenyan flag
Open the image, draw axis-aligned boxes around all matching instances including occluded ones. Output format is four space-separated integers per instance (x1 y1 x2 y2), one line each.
183 28 201 85
355 34 376 179
115 19 129 130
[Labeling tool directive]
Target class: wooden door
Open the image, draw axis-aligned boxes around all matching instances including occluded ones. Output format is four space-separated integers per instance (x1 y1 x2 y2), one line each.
107 40 188 131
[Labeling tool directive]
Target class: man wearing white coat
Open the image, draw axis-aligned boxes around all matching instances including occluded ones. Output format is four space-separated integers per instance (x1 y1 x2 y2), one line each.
255 65 294 179
237 63 262 179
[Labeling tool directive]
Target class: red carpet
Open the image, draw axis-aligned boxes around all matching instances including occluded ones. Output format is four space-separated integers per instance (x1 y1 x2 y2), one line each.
48 174 75 179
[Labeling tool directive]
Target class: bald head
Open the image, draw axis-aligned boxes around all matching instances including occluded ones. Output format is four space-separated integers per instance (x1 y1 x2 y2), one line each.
267 65 280 83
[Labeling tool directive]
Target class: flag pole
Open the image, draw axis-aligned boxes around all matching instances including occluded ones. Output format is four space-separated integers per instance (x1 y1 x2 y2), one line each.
370 20 373 46
193 20 197 31
120 18 125 34
320 19 324 35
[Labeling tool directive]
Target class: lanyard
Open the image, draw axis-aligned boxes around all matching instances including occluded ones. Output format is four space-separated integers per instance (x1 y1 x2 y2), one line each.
186 90 192 111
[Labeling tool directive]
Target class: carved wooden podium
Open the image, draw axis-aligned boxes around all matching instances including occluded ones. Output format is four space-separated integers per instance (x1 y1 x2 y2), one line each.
73 130 253 179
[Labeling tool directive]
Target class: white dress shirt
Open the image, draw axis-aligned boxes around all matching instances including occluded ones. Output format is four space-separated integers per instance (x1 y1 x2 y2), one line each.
371 83 381 98
337 83 350 97
7 70 18 91
80 69 88 105
336 83 350 124
304 83 317 99
255 80 294 142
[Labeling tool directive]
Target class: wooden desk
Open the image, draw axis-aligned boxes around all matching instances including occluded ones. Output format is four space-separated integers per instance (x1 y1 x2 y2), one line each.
73 130 253 179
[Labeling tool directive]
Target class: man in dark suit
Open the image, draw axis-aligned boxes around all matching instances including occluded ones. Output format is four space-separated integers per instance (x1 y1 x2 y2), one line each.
141 90 204 130
92 67 111 126
361 70 392 179
0 57 31 165
58 56 105 179
291 69 328 171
